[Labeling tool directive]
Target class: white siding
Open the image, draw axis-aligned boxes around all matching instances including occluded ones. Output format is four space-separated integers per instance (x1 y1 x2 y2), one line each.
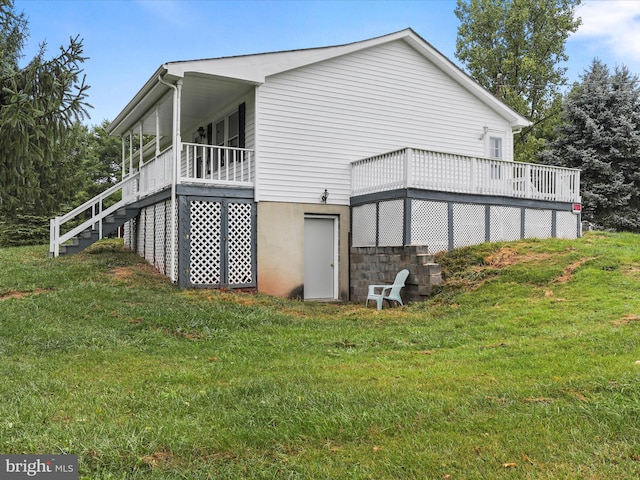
256 39 513 204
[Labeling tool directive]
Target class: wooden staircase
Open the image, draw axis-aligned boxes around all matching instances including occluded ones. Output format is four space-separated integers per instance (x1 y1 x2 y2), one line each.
50 173 140 257
58 207 139 255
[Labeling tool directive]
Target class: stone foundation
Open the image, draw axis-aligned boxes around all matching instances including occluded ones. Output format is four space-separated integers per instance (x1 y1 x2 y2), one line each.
350 245 442 305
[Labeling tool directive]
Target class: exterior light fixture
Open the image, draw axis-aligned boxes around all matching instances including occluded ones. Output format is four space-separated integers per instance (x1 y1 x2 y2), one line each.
321 189 329 203
197 126 206 139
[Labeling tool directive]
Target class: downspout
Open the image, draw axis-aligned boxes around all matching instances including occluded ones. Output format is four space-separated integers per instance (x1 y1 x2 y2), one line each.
158 74 183 284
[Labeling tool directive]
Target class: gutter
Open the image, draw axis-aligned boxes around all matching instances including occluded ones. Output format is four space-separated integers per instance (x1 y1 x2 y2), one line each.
157 74 182 284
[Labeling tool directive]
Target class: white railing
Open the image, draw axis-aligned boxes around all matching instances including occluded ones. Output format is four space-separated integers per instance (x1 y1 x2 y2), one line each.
181 143 254 186
49 173 139 257
352 148 581 203
138 146 174 199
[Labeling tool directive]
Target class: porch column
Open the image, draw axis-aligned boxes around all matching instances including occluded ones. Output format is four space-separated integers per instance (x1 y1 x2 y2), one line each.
139 122 144 167
155 106 160 156
121 137 126 179
158 76 182 284
129 130 133 175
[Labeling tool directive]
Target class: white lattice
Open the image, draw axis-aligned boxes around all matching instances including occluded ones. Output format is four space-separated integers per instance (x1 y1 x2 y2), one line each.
378 200 404 246
352 204 377 247
410 200 448 253
556 211 578 239
227 202 253 285
189 200 222 285
524 209 553 239
170 200 178 283
136 210 145 256
154 202 166 275
144 205 155 264
453 203 486 248
490 206 522 242
123 219 133 249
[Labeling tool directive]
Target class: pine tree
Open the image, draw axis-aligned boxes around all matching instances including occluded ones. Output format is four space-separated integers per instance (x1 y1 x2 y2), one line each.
0 1 91 245
0 0 90 215
540 59 640 231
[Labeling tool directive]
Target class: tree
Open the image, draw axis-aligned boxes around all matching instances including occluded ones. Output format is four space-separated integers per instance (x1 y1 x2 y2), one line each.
540 60 640 231
74 120 121 205
454 0 582 162
0 0 90 214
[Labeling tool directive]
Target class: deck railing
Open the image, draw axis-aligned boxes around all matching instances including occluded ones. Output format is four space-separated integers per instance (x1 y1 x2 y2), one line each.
352 148 581 203
122 144 255 202
181 143 254 186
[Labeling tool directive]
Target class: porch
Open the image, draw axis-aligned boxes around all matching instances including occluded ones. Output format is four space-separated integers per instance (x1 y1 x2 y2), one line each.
351 147 581 203
124 142 254 202
350 148 582 254
49 143 255 259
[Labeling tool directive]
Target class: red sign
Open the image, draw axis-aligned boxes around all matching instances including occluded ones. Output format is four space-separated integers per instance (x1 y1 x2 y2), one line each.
572 204 582 214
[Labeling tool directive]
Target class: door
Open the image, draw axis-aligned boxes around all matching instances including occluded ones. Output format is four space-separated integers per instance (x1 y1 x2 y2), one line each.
304 216 337 300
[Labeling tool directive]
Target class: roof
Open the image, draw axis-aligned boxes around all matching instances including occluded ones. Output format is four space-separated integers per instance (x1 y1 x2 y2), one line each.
108 28 531 136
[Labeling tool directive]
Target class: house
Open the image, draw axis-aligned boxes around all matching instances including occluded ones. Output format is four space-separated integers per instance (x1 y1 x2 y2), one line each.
49 28 581 303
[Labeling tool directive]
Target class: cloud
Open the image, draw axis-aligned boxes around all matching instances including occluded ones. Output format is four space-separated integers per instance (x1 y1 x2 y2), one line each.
574 0 640 64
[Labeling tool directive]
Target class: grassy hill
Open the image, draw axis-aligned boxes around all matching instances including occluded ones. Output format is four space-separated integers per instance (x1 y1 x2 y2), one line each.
1 233 639 479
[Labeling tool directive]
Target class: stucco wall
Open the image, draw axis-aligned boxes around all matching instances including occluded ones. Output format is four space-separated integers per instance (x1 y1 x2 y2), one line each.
256 201 350 300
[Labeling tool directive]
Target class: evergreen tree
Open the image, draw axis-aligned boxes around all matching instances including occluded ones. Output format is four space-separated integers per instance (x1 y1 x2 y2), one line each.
540 60 640 231
0 0 92 246
0 0 90 215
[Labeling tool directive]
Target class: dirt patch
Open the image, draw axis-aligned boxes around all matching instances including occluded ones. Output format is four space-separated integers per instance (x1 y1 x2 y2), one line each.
621 264 640 277
612 314 640 327
110 266 136 279
553 257 595 284
108 264 167 281
485 248 553 269
140 448 173 469
0 288 52 300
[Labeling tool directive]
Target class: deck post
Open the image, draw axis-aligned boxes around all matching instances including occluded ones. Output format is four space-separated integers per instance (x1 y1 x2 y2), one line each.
404 148 414 188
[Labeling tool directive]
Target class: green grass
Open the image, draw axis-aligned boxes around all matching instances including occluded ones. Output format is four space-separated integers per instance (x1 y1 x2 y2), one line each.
1 233 639 479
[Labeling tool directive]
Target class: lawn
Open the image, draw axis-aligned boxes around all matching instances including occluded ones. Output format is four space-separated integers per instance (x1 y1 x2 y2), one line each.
0 232 639 479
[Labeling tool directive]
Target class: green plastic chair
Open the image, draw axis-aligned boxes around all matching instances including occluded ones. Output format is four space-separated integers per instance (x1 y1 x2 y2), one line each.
366 269 409 310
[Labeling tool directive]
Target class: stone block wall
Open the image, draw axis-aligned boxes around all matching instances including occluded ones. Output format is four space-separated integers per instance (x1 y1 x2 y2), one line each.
350 245 442 305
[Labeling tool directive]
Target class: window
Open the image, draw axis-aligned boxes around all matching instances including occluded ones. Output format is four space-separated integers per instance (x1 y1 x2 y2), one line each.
489 136 503 180
228 111 239 148
489 137 502 159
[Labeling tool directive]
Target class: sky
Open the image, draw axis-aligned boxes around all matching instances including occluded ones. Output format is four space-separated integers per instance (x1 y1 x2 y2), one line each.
13 0 640 126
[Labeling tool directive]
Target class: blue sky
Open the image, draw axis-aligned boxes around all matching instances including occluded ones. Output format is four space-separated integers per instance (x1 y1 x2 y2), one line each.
13 0 640 126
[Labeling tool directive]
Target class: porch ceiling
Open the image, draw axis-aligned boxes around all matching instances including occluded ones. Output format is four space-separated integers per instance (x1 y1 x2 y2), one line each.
180 73 254 133
117 73 255 138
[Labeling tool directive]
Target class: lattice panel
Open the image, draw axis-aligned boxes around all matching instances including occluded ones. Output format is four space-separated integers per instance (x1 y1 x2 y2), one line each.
556 211 578 239
227 202 254 285
123 219 134 249
172 200 178 282
154 202 167 275
490 206 522 242
189 200 222 285
410 200 448 253
524 209 553 239
378 200 404 246
352 204 377 247
453 203 486 248
144 205 155 264
136 210 145 256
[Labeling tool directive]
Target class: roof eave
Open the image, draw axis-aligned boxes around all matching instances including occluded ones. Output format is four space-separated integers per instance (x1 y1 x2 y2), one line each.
107 65 172 136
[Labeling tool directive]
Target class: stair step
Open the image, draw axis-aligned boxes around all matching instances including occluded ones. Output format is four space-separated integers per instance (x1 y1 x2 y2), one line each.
57 206 140 256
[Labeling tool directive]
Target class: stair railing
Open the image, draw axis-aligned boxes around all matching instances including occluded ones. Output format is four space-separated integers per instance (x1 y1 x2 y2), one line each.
50 173 140 257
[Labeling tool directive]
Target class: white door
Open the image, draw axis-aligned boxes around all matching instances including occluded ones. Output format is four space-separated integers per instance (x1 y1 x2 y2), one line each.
304 216 337 300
